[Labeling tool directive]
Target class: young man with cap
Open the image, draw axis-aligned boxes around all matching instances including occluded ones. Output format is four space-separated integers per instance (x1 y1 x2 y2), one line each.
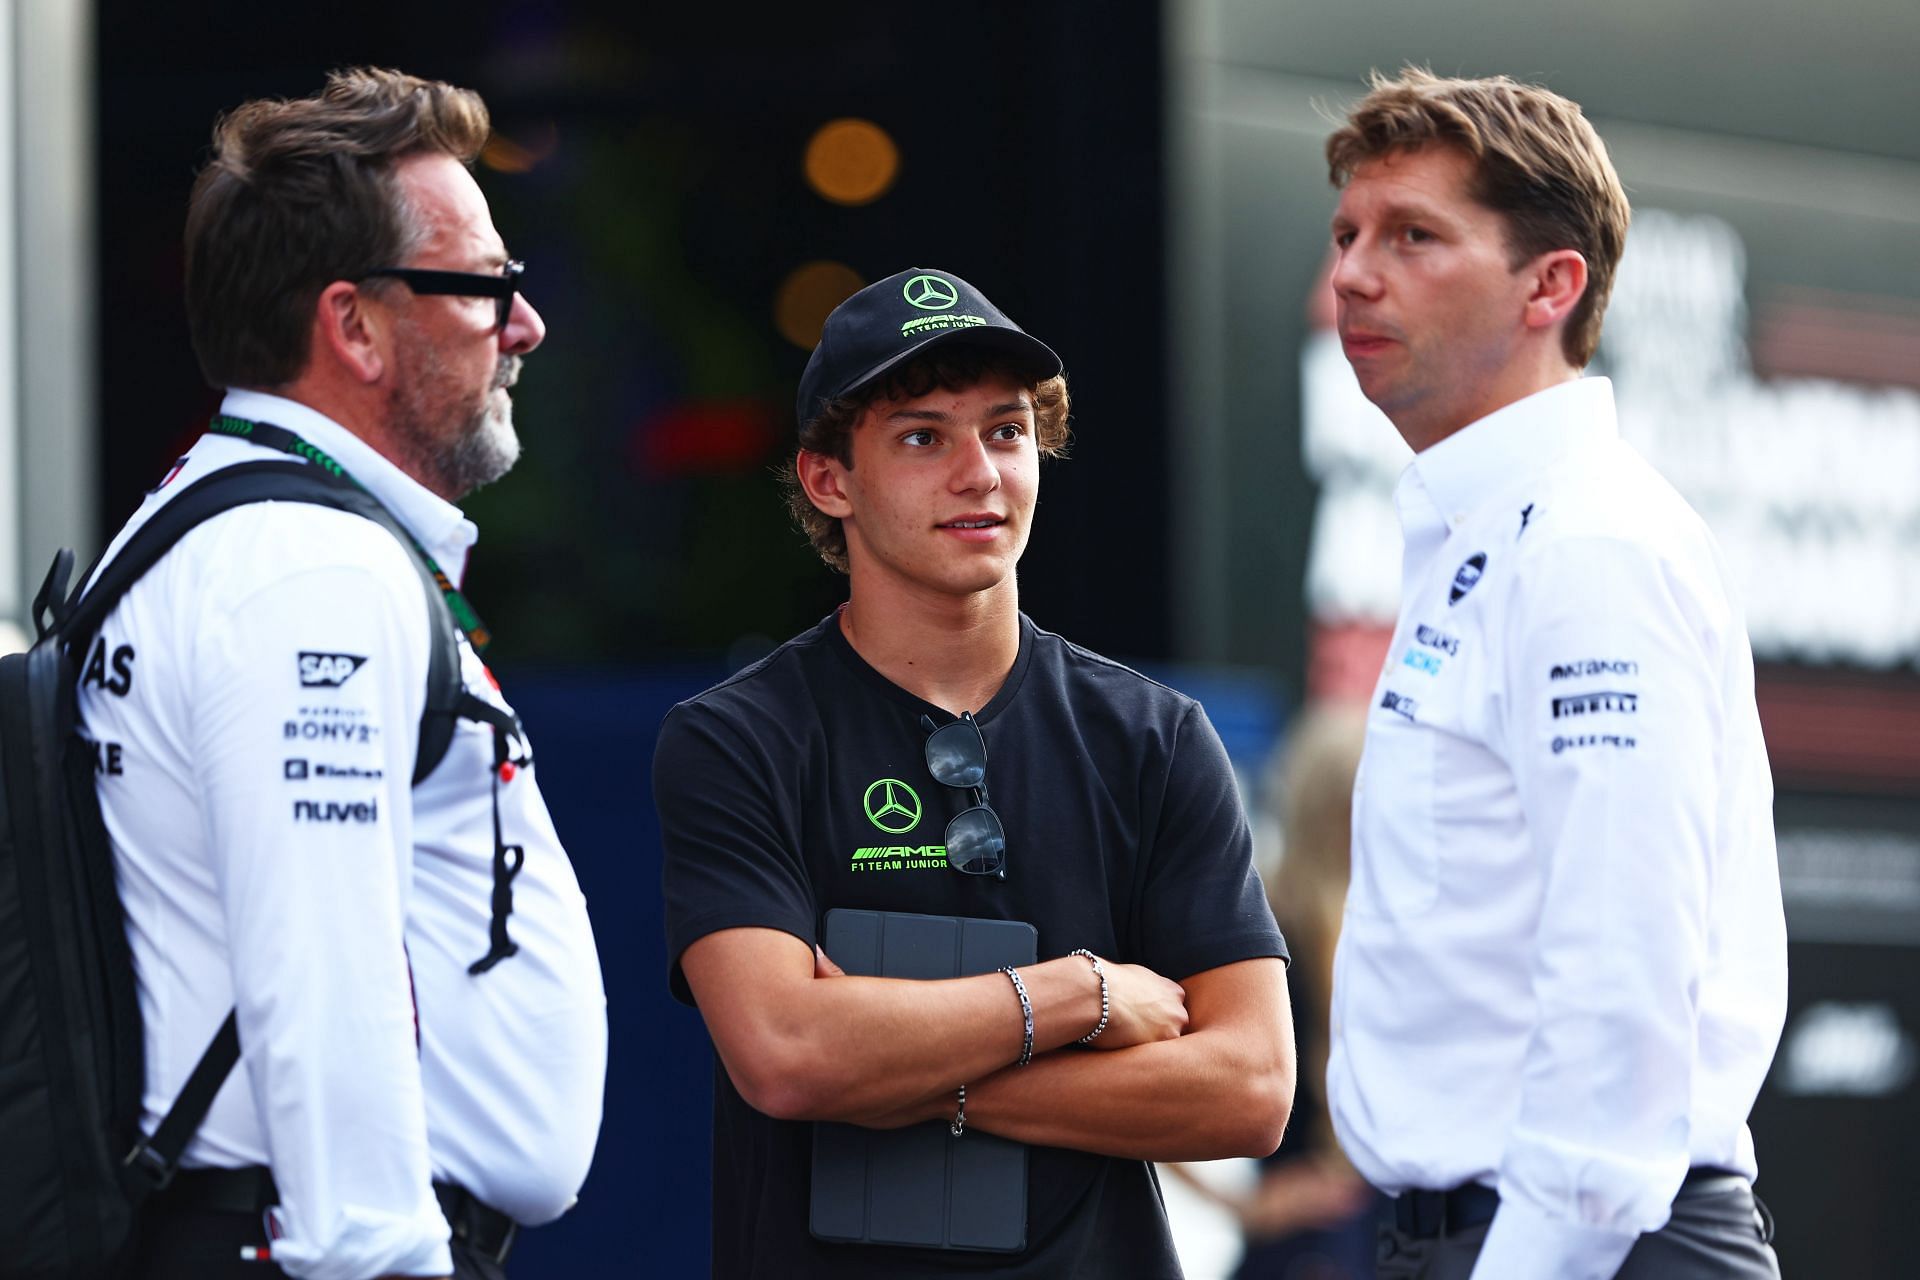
1322 69 1786 1277
655 267 1294 1277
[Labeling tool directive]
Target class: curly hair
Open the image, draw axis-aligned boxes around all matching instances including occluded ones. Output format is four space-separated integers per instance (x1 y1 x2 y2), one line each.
1326 67 1630 367
184 67 492 389
780 346 1070 574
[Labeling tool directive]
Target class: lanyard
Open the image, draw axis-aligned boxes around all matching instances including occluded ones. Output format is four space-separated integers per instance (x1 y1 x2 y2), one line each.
209 414 492 652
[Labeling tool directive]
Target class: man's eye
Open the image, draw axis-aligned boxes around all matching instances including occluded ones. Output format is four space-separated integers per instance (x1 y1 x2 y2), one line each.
902 430 936 447
992 424 1026 441
1333 230 1356 249
1401 226 1433 244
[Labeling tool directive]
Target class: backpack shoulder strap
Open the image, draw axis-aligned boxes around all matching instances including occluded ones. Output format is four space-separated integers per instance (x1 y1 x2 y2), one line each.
66 461 462 782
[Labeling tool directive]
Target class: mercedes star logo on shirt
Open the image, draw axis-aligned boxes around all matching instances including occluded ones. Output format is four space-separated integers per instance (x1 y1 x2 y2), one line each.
863 778 923 833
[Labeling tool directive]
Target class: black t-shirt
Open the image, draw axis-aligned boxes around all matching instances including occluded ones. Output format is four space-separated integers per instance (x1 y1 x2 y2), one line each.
656 612 1288 1279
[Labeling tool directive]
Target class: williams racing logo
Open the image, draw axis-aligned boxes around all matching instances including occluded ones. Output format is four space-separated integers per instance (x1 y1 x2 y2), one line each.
299 651 368 688
1448 553 1487 606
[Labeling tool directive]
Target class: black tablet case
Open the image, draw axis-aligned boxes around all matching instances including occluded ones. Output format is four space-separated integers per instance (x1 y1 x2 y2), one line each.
809 909 1036 1253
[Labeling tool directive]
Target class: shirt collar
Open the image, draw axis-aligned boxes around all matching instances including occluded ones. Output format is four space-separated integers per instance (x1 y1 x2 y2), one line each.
218 388 479 580
1399 377 1618 533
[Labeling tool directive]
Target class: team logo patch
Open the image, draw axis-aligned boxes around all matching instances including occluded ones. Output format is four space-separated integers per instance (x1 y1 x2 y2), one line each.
1448 553 1487 606
298 652 368 687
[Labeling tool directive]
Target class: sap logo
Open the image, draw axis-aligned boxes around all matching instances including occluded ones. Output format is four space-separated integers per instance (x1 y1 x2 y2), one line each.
1402 648 1442 676
1448 553 1487 606
80 637 135 698
1551 691 1640 719
1549 659 1639 680
292 798 379 824
1414 624 1460 655
1379 689 1419 722
299 652 368 688
284 720 379 744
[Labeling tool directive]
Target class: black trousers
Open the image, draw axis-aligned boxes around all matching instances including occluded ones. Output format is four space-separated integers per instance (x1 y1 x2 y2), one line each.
129 1202 509 1280
1376 1177 1780 1279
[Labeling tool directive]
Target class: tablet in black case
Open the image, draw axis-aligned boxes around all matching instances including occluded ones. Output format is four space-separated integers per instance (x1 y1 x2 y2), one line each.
809 908 1036 1253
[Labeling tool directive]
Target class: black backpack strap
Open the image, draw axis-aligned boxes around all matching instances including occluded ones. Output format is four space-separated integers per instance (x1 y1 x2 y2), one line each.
67 461 468 1183
121 1013 239 1194
68 461 464 782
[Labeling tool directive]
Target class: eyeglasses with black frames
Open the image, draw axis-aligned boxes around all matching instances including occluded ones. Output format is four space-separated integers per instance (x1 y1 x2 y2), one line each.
360 259 525 330
921 710 1008 880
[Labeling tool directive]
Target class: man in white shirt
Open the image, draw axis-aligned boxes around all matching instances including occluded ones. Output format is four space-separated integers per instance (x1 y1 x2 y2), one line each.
79 69 606 1279
1321 68 1787 1279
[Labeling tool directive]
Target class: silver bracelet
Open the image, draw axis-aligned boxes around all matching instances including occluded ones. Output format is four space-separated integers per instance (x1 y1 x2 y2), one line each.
1000 966 1034 1067
950 1083 967 1137
1070 948 1109 1044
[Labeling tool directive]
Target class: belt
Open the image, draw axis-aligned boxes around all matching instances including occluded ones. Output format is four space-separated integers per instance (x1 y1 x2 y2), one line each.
153 1166 518 1264
1392 1166 1747 1240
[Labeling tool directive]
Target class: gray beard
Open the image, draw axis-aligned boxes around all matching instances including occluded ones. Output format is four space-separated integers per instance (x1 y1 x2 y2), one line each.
390 343 524 501
438 362 523 498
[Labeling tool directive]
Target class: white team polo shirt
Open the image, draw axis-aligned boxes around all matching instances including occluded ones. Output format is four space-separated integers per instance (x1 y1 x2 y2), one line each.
80 389 606 1279
1327 378 1788 1279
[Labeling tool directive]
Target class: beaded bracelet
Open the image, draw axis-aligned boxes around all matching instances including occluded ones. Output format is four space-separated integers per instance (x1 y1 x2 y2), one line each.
951 1083 967 1137
1069 948 1110 1044
1000 966 1035 1067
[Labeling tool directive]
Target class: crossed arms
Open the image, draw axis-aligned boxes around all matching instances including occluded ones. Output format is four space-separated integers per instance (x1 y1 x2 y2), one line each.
680 927 1294 1162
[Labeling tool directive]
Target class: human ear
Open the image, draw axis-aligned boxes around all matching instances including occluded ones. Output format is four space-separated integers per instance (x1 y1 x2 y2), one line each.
313 280 386 384
796 448 854 519
1523 249 1589 332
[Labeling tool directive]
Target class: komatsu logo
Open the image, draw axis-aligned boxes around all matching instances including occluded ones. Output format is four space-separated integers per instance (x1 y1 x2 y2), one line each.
299 651 368 687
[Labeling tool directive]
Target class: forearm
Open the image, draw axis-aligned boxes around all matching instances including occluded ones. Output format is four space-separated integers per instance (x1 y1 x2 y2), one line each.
905 958 1295 1162
685 931 1105 1123
963 1024 1293 1161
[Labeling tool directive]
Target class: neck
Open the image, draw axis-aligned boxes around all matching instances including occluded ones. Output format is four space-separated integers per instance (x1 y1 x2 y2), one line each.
1397 354 1581 454
839 578 1022 716
250 377 457 501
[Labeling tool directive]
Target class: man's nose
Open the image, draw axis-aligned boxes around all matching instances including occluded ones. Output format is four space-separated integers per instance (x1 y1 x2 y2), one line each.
949 433 1000 492
501 292 546 354
1329 240 1381 300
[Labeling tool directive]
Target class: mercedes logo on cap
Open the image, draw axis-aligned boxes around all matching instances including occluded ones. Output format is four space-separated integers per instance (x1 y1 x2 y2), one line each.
902 274 959 311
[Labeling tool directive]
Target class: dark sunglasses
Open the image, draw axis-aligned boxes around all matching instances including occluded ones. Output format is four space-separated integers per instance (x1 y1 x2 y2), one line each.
360 259 525 329
920 711 1007 880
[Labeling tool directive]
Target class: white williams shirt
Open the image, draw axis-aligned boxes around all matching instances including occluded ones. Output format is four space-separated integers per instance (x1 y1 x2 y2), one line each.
1327 379 1787 1279
80 390 606 1280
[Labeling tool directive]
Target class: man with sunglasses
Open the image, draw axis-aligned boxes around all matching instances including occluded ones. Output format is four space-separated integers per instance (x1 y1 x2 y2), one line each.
657 269 1295 1277
75 69 606 1278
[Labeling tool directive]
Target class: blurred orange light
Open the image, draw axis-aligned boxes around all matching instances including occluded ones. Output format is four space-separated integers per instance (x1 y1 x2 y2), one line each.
775 261 866 351
480 124 559 174
804 118 899 206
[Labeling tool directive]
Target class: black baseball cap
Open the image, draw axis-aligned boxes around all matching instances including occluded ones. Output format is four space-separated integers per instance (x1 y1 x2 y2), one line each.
795 267 1062 427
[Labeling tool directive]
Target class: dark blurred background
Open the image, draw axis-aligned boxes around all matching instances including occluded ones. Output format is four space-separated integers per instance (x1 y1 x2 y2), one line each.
0 0 1906 1274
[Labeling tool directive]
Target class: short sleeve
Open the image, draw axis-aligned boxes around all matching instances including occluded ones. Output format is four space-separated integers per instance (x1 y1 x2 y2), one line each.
655 701 818 1004
1131 702 1288 980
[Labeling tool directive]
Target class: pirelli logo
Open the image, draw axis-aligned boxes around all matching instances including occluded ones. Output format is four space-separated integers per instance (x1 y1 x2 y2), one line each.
1551 690 1639 718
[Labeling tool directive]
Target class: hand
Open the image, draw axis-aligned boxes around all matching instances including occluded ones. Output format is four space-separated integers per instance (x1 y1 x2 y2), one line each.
1086 958 1187 1050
